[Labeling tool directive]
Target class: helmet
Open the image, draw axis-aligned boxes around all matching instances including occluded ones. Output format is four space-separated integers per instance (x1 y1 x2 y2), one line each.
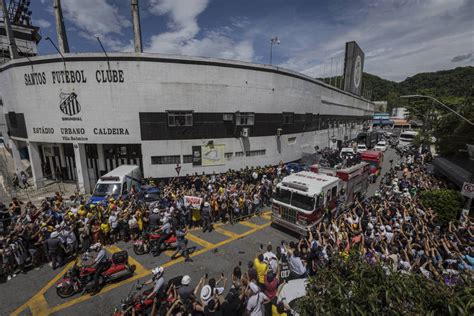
90 243 102 251
204 202 210 207
152 266 164 276
153 208 159 214
50 231 59 238
181 275 191 286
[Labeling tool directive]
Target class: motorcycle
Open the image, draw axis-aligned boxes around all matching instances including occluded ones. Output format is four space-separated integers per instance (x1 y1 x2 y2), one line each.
56 250 136 298
113 277 184 316
133 232 177 256
113 282 155 316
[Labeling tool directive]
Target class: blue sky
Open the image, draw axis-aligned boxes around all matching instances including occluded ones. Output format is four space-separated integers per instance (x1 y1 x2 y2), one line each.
30 0 473 81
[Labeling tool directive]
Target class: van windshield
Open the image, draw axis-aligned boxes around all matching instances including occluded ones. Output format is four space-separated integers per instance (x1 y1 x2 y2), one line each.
291 193 315 211
93 183 121 197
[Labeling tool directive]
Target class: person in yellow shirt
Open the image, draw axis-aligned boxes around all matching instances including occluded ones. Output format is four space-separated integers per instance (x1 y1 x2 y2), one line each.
272 301 289 316
254 253 268 287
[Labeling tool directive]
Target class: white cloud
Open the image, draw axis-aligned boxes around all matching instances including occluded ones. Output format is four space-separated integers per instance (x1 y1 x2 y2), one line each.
35 18 51 29
60 0 131 51
275 0 473 81
146 0 254 61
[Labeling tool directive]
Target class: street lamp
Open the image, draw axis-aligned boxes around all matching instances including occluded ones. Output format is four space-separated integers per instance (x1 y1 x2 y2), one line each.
269 36 280 65
400 94 473 126
45 37 66 69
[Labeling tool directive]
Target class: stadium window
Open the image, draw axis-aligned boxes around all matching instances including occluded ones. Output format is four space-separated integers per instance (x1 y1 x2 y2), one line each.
167 111 193 127
235 112 255 126
282 112 294 125
223 113 234 121
235 151 245 157
224 152 233 160
151 155 181 165
183 155 193 164
305 113 313 124
288 137 297 144
245 149 266 156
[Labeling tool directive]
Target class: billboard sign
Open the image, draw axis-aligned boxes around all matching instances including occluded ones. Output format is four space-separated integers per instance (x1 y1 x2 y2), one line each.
343 41 365 96
461 182 474 199
192 144 225 166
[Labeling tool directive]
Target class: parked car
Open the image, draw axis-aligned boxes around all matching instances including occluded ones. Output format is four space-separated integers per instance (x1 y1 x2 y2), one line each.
374 140 388 152
356 144 368 153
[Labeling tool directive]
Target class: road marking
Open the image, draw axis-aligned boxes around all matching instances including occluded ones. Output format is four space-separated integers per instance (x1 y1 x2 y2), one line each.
239 220 261 229
10 261 75 316
15 220 272 315
12 245 149 316
186 233 215 248
213 226 240 238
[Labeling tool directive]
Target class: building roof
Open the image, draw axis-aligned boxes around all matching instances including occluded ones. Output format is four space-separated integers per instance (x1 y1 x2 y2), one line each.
433 157 474 188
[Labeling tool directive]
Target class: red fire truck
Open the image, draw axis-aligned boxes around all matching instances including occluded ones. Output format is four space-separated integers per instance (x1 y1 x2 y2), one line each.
361 150 384 176
272 162 370 235
272 171 341 235
310 161 370 205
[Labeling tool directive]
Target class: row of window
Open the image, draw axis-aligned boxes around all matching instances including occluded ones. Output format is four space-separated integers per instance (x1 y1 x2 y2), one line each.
166 111 364 128
151 149 267 165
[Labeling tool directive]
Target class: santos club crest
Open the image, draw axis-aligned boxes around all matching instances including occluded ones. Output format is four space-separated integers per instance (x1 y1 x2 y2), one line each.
59 92 81 116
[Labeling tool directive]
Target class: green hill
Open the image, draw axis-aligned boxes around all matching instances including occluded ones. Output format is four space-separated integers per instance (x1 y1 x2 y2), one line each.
322 66 474 112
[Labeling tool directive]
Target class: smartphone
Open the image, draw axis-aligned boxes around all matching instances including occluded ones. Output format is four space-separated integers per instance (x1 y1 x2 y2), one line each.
205 273 208 279
260 244 264 250
221 272 224 278
238 261 242 266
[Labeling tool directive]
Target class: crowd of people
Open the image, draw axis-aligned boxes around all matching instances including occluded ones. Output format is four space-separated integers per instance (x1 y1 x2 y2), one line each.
0 165 283 281
1 146 472 315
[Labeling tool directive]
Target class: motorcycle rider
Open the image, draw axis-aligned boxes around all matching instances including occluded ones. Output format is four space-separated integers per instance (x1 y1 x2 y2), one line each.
148 208 161 231
45 231 66 269
90 242 109 295
143 266 165 302
152 216 172 256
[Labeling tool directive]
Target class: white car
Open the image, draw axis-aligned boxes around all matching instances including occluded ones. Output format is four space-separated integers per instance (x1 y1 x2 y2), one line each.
277 278 308 316
340 147 356 158
356 144 368 153
374 141 387 152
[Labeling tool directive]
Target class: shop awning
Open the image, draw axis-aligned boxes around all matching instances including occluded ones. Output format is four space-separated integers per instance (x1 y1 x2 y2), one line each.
433 157 473 188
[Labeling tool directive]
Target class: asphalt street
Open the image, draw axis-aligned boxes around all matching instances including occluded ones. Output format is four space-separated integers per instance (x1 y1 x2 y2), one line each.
2 148 399 316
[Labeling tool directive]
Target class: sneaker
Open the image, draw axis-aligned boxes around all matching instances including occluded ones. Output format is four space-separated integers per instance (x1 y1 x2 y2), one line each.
49 262 53 267
185 258 193 263
7 275 12 281
12 274 16 278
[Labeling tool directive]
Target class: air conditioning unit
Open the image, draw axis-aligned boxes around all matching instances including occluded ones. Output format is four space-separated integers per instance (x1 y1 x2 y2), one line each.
241 127 250 138
276 128 282 137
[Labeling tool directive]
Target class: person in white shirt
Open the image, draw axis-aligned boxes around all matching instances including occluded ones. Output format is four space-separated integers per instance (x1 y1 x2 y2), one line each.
246 282 269 316
263 244 278 272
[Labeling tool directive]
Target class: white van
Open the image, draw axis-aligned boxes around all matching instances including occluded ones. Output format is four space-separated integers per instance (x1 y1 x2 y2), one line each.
398 130 418 148
90 165 142 204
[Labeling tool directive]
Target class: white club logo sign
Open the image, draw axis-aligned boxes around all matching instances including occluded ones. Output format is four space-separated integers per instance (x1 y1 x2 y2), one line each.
353 55 362 89
59 92 81 116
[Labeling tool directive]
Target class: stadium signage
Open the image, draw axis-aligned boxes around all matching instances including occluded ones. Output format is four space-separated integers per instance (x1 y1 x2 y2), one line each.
24 69 125 86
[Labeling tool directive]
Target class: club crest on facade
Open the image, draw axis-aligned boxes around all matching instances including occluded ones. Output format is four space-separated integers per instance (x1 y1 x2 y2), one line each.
59 92 81 116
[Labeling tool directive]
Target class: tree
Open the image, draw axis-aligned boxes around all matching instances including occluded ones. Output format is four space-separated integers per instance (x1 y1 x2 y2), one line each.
297 254 472 315
419 189 464 225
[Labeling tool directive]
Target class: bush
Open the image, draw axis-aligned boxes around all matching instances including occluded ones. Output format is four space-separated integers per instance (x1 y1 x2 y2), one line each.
419 189 464 225
297 254 472 315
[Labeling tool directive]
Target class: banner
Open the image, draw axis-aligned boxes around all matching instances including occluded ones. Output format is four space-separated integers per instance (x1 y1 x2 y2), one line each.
202 144 225 166
184 195 203 209
192 144 225 166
